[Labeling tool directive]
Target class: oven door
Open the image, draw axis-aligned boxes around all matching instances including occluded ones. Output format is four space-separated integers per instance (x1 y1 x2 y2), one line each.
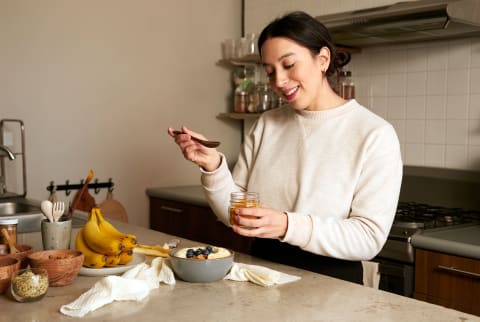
375 258 414 297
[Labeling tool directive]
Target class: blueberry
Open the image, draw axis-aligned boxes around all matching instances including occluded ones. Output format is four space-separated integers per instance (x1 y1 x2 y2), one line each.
202 248 211 255
194 249 202 256
206 245 213 252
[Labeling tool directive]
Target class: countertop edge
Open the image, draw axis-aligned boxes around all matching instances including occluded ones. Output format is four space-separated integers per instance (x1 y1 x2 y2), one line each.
411 233 480 259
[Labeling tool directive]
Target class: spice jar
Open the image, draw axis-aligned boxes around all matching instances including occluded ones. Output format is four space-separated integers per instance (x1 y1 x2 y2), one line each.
0 218 18 244
255 83 274 112
234 79 253 113
229 192 259 227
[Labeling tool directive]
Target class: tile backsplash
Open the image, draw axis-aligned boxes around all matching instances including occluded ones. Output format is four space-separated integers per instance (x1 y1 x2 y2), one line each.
350 37 480 171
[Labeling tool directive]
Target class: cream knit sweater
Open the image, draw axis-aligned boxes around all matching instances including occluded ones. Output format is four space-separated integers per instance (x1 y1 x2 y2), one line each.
201 99 403 261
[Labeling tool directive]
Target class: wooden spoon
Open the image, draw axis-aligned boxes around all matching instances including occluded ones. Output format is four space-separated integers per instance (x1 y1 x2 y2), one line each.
172 130 220 148
1 228 19 254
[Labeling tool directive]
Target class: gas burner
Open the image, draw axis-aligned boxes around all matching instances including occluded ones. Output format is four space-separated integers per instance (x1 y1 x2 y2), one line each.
394 201 478 230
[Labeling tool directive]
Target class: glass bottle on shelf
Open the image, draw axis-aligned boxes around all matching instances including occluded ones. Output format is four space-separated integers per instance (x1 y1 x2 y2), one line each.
255 83 274 112
340 71 355 99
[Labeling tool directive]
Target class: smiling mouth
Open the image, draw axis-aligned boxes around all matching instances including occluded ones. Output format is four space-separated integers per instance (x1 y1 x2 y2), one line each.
283 86 299 101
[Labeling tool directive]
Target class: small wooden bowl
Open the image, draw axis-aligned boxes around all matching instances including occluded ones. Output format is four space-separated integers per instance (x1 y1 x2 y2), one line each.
27 250 84 287
0 257 20 294
4 244 34 269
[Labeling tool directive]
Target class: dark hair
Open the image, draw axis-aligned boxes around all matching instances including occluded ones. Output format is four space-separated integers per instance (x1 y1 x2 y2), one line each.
257 11 350 77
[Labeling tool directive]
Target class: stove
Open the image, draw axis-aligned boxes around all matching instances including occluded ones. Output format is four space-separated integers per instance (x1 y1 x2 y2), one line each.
374 201 480 297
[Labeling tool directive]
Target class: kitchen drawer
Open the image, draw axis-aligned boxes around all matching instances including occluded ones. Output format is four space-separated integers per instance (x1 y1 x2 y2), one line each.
414 248 480 315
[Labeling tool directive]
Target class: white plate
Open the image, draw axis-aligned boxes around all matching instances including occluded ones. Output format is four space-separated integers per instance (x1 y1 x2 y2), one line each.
79 253 146 277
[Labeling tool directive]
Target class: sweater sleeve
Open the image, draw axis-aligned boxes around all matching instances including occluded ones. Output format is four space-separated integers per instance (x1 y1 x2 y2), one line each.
282 124 403 260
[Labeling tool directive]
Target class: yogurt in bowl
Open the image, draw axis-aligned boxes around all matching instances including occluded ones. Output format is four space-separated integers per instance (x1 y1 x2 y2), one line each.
169 245 234 283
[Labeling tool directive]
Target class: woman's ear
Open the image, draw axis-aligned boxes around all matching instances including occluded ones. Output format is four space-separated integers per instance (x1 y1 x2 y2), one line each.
317 46 331 72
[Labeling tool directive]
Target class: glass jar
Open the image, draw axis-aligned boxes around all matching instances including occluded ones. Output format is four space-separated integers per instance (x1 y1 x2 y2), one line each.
229 192 259 227
255 83 274 112
0 218 18 244
234 79 253 113
340 71 355 99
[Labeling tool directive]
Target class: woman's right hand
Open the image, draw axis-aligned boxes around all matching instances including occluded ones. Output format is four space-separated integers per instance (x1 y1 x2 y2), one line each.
167 126 222 171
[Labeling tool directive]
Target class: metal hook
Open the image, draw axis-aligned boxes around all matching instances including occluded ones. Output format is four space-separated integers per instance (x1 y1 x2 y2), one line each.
108 178 114 192
94 178 100 194
65 180 71 196
48 181 55 192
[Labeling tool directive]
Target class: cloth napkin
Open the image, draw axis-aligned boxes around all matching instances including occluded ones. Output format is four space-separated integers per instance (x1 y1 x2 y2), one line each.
60 257 175 318
224 262 301 286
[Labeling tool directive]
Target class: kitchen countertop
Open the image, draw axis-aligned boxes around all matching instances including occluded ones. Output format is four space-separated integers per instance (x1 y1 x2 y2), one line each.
2 220 478 321
146 185 208 207
411 224 480 259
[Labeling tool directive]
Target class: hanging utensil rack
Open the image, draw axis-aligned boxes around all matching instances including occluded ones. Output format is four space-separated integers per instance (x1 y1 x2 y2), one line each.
46 178 114 196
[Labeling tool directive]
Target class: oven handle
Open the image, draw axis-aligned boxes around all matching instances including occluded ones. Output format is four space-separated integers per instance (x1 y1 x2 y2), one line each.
436 265 480 279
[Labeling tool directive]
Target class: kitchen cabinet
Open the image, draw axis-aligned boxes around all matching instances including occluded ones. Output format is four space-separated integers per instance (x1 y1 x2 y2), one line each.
149 197 253 254
414 248 480 316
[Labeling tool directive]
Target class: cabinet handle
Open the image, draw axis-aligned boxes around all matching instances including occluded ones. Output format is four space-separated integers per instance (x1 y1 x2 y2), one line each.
436 265 480 279
160 205 183 213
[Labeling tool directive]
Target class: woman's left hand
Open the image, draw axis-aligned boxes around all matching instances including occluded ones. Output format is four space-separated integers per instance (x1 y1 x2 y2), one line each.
231 206 288 239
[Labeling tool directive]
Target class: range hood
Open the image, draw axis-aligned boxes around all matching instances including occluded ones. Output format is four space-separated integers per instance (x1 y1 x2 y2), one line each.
316 0 480 47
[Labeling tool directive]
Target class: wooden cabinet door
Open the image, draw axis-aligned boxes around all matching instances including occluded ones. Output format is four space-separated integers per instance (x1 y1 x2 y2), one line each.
149 198 200 240
414 248 480 316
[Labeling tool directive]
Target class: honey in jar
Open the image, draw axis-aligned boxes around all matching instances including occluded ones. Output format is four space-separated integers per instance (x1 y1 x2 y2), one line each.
229 192 259 227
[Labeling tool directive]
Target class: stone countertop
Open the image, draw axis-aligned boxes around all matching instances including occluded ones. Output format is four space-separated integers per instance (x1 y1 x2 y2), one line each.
411 224 480 259
3 220 478 321
146 185 208 207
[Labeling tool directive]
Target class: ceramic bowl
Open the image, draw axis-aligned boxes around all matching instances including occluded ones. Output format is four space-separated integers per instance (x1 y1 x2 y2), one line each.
169 246 234 283
10 268 49 302
0 256 20 294
4 244 34 269
27 249 84 286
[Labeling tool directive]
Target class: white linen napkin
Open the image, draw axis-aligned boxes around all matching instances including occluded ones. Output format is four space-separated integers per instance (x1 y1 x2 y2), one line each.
224 262 301 286
60 257 175 318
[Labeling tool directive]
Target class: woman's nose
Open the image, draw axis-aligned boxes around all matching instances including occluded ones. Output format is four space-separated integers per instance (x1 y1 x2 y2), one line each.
274 70 288 88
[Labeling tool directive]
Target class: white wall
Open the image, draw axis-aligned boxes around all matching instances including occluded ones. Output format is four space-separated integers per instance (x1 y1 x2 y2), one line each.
245 0 480 171
0 0 243 227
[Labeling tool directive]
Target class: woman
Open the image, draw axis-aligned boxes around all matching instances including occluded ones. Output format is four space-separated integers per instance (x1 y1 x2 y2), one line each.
168 11 402 284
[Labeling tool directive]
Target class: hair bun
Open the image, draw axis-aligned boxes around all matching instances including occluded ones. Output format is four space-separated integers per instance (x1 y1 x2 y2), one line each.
334 50 351 68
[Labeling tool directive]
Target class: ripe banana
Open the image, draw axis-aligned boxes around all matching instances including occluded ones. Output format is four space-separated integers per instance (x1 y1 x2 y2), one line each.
133 244 171 258
75 229 108 268
95 208 137 250
82 207 125 255
105 254 121 267
118 249 134 265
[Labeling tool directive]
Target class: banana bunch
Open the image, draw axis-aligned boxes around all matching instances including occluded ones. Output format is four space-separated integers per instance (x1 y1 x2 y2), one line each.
75 207 137 268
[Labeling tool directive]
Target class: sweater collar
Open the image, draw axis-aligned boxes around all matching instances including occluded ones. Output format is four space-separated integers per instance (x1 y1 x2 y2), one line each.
294 99 358 120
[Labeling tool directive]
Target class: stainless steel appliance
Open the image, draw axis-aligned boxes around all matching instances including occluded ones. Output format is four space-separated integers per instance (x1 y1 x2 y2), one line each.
316 0 480 47
375 202 480 297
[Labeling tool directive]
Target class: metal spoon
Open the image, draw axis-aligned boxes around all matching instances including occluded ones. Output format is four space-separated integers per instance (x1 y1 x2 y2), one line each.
172 130 220 148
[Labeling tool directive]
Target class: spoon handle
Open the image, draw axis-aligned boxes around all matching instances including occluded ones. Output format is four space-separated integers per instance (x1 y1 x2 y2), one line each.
172 130 220 148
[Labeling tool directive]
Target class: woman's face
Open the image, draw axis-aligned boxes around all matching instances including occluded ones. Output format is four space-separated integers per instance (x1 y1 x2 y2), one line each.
261 37 328 111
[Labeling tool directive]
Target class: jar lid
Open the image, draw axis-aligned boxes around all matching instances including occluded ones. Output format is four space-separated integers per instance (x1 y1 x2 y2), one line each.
0 219 18 225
